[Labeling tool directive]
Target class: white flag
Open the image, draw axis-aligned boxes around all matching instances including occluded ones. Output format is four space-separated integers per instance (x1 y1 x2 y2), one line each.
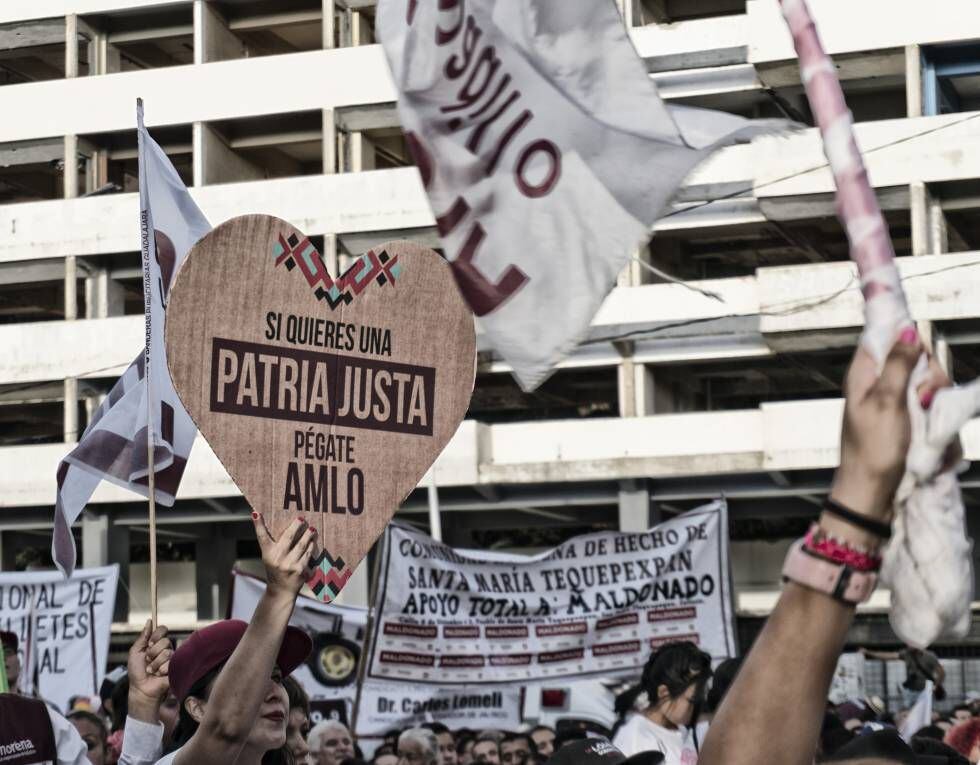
378 0 791 389
52 101 211 577
899 680 933 742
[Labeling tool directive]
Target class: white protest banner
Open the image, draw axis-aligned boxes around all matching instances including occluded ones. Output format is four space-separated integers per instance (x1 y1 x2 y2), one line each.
230 571 522 735
377 0 791 390
0 565 118 711
367 501 734 685
357 684 523 737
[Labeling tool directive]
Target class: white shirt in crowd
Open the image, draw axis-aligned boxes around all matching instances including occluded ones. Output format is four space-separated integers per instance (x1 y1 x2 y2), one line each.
612 714 699 765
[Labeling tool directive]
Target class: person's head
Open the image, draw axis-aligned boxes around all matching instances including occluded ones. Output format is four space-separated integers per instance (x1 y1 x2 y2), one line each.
472 734 501 765
422 722 457 765
283 676 311 763
457 735 475 765
529 727 554 760
822 728 916 764
705 657 742 715
616 641 712 730
953 706 974 724
68 710 108 765
945 719 980 763
309 720 355 765
398 728 439 765
159 692 180 746
373 744 398 765
169 619 311 762
499 733 534 765
1 631 20 692
914 724 947 741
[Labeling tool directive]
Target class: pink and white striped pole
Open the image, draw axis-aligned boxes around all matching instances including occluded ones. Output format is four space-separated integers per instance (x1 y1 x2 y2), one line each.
779 0 912 364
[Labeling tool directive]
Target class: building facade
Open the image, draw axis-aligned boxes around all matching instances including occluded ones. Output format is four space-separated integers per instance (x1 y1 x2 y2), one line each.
4 0 980 694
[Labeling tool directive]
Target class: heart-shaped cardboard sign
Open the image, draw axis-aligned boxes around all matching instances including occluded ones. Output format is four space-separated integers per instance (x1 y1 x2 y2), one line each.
165 214 475 601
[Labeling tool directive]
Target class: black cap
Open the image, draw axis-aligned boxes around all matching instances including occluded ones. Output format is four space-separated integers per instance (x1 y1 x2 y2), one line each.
546 739 664 765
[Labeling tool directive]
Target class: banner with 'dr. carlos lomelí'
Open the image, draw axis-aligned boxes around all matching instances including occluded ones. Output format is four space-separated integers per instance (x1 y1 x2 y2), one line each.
367 500 734 685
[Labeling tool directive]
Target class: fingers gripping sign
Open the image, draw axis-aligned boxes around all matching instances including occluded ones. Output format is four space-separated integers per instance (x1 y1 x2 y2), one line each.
252 513 319 597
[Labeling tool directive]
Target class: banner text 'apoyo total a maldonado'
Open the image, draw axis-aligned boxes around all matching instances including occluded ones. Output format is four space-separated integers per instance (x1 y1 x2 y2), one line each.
366 501 735 685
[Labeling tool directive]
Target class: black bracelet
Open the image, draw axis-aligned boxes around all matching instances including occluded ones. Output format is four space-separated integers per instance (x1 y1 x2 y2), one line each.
822 498 891 539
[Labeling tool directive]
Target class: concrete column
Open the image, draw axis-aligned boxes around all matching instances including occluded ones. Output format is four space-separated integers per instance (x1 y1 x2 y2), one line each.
82 511 130 622
906 45 923 118
194 0 244 64
323 108 337 175
195 529 237 620
618 480 652 532
65 14 79 78
322 0 335 49
194 122 263 186
63 135 78 199
64 255 78 442
323 233 339 276
85 268 125 319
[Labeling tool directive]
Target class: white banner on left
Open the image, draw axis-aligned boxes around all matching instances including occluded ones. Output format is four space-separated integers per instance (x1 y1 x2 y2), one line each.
0 565 118 712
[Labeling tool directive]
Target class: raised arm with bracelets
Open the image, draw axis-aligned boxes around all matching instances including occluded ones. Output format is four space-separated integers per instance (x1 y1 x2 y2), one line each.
699 333 948 765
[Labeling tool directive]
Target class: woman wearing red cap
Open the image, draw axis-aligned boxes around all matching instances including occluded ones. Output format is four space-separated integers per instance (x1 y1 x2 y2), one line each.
155 514 316 765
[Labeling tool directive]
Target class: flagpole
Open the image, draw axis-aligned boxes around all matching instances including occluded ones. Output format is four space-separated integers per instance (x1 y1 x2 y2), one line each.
137 97 159 629
146 400 157 628
350 528 386 737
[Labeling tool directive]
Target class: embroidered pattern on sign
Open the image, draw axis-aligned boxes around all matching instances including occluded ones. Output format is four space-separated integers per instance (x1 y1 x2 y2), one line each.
308 547 353 602
272 232 401 308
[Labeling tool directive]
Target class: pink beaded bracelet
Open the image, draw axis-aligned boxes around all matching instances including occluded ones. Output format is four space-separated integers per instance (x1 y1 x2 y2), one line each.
803 524 882 572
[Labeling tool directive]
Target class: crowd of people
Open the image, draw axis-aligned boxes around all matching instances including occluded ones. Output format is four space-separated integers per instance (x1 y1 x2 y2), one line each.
0 332 976 765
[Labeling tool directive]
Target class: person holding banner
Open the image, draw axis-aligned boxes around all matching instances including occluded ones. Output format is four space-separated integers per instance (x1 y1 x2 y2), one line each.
153 514 314 765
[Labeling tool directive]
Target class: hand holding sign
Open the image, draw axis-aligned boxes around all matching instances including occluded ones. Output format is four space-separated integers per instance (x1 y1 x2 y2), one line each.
165 216 476 601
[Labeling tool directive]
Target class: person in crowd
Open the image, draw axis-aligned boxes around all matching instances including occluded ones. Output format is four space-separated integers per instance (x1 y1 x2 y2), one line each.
945 719 980 763
456 733 475 765
108 676 131 760
499 733 534 765
0 619 172 765
529 727 554 760
1 631 21 693
861 646 948 705
611 640 712 762
910 736 971 765
421 723 457 765
694 657 742 745
68 710 109 765
283 676 312 764
309 720 356 765
698 331 948 765
952 705 975 725
397 728 439 765
472 733 501 764
372 744 399 765
152 515 315 765
916 724 948 741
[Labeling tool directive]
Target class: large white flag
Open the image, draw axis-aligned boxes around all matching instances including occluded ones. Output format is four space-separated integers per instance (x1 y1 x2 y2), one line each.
378 0 791 389
53 101 211 576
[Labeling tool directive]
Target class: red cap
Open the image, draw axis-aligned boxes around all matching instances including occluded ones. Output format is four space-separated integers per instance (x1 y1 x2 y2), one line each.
169 619 311 703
